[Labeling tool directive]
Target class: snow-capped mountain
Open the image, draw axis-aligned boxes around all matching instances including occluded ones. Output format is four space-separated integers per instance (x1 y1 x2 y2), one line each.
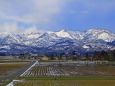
0 29 115 54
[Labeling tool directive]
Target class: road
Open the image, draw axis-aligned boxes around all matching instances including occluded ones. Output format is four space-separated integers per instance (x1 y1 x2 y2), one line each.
1 60 37 83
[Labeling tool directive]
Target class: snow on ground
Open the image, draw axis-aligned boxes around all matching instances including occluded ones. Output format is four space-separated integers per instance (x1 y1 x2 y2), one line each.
6 80 21 86
20 60 38 76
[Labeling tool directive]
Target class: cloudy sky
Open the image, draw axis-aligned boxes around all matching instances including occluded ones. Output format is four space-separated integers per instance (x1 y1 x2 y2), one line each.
0 0 115 33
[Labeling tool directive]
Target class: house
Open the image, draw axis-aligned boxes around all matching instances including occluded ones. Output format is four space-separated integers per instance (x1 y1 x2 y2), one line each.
61 55 67 60
55 57 59 60
18 53 31 60
30 54 38 59
40 56 49 61
13 54 20 59
0 56 13 60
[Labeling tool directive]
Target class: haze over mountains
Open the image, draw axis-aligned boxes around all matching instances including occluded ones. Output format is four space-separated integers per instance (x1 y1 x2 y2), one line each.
0 29 115 55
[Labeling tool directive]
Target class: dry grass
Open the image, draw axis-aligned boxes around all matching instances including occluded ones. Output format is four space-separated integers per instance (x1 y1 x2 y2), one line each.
76 66 115 76
0 63 27 77
14 80 115 86
77 80 115 86
14 80 82 86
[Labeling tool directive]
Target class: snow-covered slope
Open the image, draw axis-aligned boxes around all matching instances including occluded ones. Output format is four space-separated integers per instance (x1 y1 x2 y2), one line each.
84 29 115 42
55 30 73 39
0 32 21 44
0 29 114 54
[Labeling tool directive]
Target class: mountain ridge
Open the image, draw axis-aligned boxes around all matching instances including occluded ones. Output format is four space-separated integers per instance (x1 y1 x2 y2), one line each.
0 29 115 54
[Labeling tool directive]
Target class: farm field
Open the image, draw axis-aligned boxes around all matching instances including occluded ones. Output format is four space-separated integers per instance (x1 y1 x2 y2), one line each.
14 79 115 86
5 61 115 86
0 62 29 85
19 63 115 86
0 59 31 62
0 62 28 77
22 65 115 77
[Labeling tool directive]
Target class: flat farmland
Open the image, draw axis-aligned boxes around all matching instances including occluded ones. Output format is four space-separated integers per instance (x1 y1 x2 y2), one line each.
22 65 115 77
14 79 115 86
14 80 79 86
6 61 115 86
0 62 28 77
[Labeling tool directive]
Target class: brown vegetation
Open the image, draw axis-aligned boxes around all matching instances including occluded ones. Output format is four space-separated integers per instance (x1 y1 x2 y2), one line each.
22 65 115 77
0 63 27 77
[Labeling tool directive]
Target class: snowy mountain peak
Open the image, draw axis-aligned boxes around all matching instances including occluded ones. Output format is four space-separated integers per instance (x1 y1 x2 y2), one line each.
23 32 44 39
90 29 110 33
84 29 115 42
55 30 73 39
59 29 67 32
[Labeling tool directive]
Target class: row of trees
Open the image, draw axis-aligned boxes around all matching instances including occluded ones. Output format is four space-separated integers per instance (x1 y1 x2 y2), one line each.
45 49 115 61
91 50 115 61
70 50 115 61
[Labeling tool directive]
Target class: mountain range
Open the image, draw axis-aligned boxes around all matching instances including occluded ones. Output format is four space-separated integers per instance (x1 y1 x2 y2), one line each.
0 29 115 55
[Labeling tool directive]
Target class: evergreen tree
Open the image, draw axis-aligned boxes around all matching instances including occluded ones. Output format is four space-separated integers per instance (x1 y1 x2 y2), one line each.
85 52 89 60
101 50 109 61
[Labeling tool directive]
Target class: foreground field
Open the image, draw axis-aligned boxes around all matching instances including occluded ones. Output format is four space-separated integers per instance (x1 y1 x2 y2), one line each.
14 77 115 86
17 62 115 86
77 80 115 86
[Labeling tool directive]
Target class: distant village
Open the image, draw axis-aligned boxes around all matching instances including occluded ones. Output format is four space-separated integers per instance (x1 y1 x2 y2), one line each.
0 49 115 61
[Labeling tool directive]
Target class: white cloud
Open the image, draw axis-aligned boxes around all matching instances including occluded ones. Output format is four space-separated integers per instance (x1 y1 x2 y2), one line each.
24 25 39 33
0 22 20 33
1 0 114 23
0 0 115 33
0 0 115 23
0 22 43 34
0 0 67 33
0 0 65 24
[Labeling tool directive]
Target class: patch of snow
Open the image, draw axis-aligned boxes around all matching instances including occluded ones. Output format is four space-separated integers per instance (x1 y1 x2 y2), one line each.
83 45 89 49
98 33 114 42
0 45 10 49
68 31 84 40
6 80 21 86
20 60 38 76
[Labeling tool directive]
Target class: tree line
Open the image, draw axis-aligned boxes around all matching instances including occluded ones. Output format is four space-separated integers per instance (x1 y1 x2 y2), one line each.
91 49 115 61
46 49 115 61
